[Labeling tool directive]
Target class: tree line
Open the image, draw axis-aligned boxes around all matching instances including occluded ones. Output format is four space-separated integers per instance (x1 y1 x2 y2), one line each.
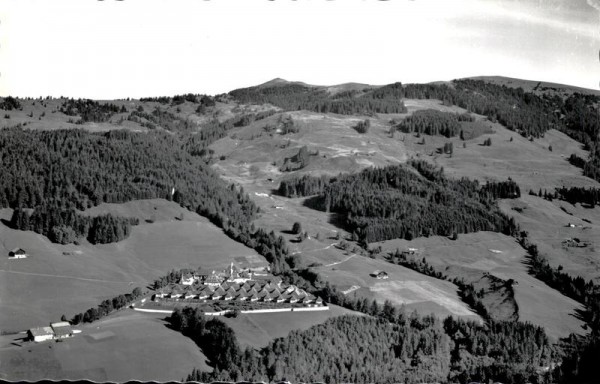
10 208 138 244
59 98 126 123
516 230 600 382
394 109 474 138
68 287 143 325
555 186 600 207
229 83 408 115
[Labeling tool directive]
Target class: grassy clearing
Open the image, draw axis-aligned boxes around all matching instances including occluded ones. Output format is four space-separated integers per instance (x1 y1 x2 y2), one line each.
0 310 210 381
313 254 481 321
410 123 597 193
221 304 365 349
375 231 587 340
0 200 266 331
500 195 600 284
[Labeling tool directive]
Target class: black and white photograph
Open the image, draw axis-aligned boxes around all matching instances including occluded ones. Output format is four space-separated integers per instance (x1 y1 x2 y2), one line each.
0 0 599 383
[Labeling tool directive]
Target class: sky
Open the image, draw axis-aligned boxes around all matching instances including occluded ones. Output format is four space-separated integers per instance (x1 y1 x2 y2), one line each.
1 0 598 98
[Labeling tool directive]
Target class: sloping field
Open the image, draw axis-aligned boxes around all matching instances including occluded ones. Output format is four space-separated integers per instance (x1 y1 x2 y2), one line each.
313 254 481 322
0 201 266 331
500 195 600 284
376 231 587 340
407 123 596 193
0 310 210 381
210 110 409 182
222 304 365 349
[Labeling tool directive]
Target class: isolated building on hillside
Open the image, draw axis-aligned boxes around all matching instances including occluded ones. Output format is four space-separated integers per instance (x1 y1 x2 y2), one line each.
28 327 54 342
8 248 27 259
50 322 73 340
371 270 389 279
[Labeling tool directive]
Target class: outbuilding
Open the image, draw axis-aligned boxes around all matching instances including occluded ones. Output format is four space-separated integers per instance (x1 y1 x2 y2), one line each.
51 322 73 340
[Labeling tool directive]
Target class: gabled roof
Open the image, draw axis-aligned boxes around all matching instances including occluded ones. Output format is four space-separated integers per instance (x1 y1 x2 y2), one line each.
29 327 53 337
213 287 226 295
52 325 73 337
10 247 26 254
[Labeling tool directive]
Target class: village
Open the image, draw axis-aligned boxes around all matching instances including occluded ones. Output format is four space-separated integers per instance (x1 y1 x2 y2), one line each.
151 263 324 308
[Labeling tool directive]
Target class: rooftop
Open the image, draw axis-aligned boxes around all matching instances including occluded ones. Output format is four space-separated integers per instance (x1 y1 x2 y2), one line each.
29 327 54 337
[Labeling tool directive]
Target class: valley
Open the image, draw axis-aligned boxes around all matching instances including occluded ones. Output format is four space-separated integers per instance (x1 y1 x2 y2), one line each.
1 76 599 383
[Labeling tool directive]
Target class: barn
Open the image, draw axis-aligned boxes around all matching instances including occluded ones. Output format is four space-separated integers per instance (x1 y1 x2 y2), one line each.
51 322 74 339
28 327 54 342
8 248 27 259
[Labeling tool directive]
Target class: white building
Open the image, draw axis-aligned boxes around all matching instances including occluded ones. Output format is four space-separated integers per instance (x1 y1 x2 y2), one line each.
28 327 54 342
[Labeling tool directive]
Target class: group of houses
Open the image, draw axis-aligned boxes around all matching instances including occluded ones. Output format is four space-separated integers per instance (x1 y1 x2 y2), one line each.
153 263 323 306
27 321 74 343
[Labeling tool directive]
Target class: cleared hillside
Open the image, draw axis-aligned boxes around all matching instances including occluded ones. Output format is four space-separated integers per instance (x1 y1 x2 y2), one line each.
0 201 266 331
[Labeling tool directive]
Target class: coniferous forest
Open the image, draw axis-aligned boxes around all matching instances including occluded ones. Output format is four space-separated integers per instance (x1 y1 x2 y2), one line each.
0 127 257 244
180 302 556 384
279 160 518 243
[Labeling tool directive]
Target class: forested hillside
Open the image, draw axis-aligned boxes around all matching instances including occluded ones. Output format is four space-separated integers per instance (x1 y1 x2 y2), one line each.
229 82 407 115
180 306 555 384
0 127 257 244
279 160 519 243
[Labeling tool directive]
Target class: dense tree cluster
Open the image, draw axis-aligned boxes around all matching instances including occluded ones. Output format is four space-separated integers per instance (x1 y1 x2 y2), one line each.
280 145 312 172
480 179 521 200
0 96 22 111
555 186 600 207
185 312 452 383
229 83 408 115
568 153 586 169
277 174 331 197
59 99 124 123
139 96 171 104
69 287 143 325
443 317 554 384
282 160 517 243
353 119 370 134
10 208 138 244
395 109 473 138
170 307 241 371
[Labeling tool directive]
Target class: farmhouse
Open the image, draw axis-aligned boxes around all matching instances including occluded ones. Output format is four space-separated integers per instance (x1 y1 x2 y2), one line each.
371 270 389 279
8 248 27 259
27 322 73 342
28 327 54 342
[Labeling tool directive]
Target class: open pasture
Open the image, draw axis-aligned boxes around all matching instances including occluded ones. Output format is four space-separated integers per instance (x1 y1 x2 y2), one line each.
0 310 210 382
376 231 587 340
222 304 365 349
0 201 266 331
